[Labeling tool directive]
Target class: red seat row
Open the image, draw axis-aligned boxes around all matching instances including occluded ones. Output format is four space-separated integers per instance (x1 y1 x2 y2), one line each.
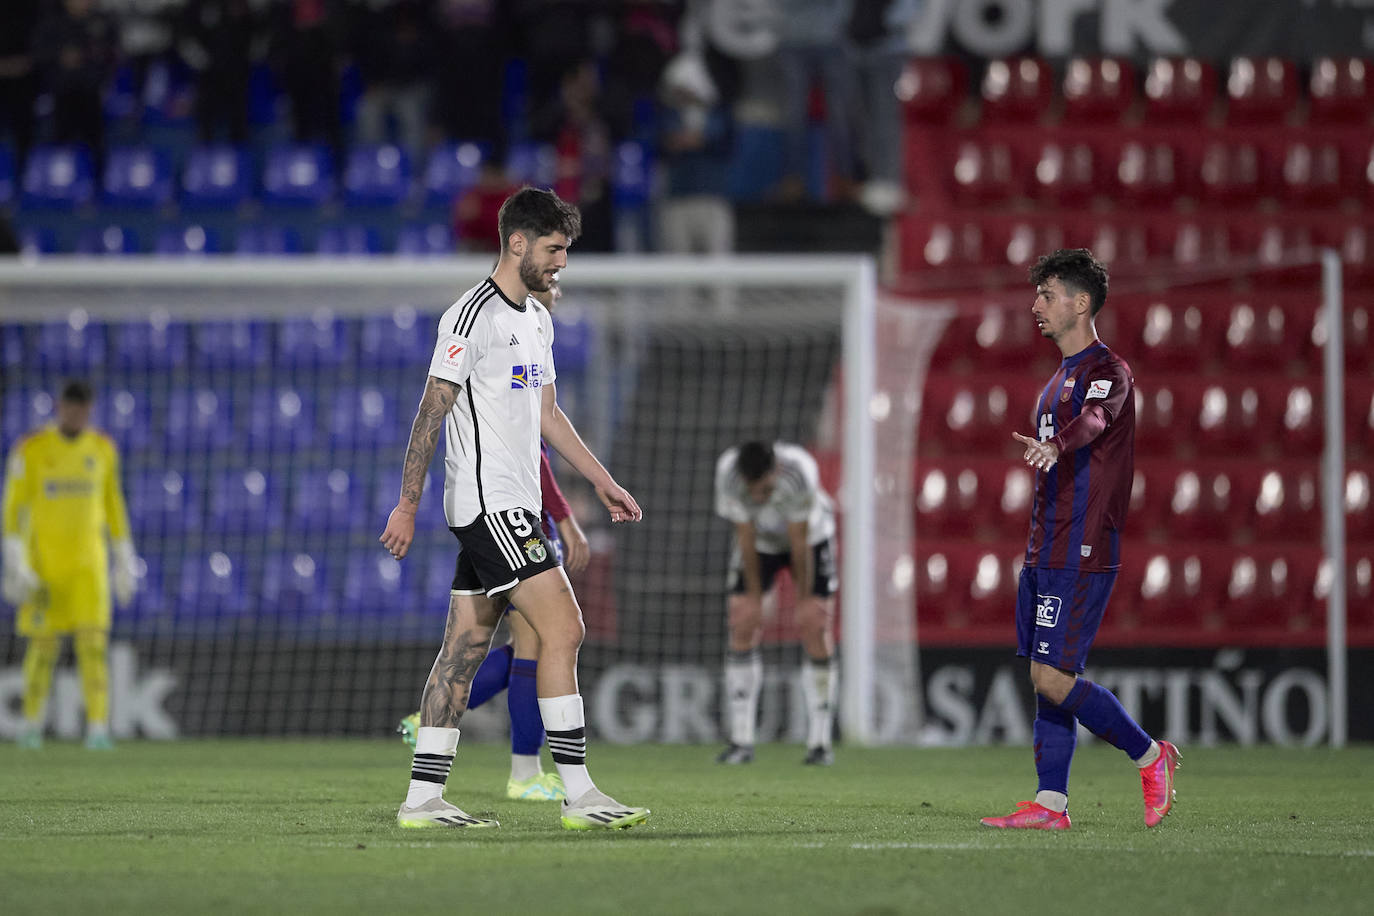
899 56 1369 126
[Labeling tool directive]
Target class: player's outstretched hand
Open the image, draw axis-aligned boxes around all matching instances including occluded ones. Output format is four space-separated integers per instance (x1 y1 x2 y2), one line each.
1012 431 1060 471
595 483 642 524
557 515 591 574
380 505 418 560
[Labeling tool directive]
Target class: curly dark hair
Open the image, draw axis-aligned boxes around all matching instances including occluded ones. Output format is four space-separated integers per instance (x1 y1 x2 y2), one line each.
1028 248 1109 315
497 187 582 252
735 441 776 483
60 379 94 404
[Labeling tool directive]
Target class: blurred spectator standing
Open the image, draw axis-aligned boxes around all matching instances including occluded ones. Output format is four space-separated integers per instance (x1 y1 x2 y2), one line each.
180 0 263 144
103 0 179 104
270 0 345 155
352 0 434 156
655 50 733 254
848 0 918 216
531 59 616 251
774 0 864 202
34 0 120 169
430 0 508 148
452 159 517 252
0 0 42 172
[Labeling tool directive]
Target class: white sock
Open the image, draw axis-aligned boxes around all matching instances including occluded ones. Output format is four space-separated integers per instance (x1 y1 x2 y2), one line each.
405 726 459 807
1035 790 1069 813
87 722 110 739
724 649 762 746
538 695 596 800
802 657 837 750
1134 740 1161 768
510 753 542 782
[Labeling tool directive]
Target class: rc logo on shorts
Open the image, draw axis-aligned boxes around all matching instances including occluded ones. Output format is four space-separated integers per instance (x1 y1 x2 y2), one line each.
1035 594 1062 628
524 538 547 563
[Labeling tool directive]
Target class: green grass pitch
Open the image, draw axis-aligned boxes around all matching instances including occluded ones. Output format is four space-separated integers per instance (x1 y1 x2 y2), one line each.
2 740 1371 915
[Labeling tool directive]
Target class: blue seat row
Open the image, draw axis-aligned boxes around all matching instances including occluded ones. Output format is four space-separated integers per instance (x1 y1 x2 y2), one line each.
20 221 456 257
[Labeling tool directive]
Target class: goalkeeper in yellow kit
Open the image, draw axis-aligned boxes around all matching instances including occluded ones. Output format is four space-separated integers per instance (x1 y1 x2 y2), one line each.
2 380 139 749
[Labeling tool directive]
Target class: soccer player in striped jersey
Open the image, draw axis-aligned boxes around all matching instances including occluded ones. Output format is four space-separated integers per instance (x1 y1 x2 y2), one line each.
714 441 839 766
981 249 1179 831
2 380 140 750
381 188 648 830
397 281 591 804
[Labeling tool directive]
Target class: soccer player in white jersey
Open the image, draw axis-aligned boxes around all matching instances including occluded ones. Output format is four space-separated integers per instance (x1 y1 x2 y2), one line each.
380 188 649 830
714 441 839 766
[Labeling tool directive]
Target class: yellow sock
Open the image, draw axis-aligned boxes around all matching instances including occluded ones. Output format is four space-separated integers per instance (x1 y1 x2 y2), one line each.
21 637 60 724
74 630 110 727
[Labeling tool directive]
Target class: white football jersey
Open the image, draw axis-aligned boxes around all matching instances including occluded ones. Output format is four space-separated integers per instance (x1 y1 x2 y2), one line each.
427 277 556 527
714 442 835 553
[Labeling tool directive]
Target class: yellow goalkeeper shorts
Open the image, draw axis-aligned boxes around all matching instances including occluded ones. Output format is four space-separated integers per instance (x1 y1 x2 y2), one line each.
17 569 111 637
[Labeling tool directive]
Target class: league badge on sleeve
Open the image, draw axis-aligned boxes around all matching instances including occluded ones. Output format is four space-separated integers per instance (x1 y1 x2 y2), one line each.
441 336 466 372
1085 379 1112 400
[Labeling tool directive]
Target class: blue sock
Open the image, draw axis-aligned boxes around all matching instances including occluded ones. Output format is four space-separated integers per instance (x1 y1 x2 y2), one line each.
508 658 544 756
1033 694 1077 796
1062 678 1152 760
467 643 513 710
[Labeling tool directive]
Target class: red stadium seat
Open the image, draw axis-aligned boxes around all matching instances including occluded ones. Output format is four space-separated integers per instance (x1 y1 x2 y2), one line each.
1340 552 1374 632
1031 142 1097 204
1273 380 1324 458
1309 58 1373 124
981 58 1054 123
1347 468 1373 543
964 548 1020 626
899 218 991 273
1162 218 1235 269
914 546 1020 630
1226 57 1299 124
999 219 1069 270
1222 300 1301 369
1250 466 1321 542
1304 289 1372 373
1157 466 1239 540
1115 140 1184 203
1062 57 1136 123
914 547 961 629
914 463 984 537
1132 300 1214 371
1133 379 1201 457
1194 383 1265 456
1198 141 1266 204
897 57 969 124
1278 141 1344 205
1134 548 1220 628
990 465 1035 539
951 139 1019 203
940 381 1016 453
1349 382 1374 457
1143 57 1217 124
1077 219 1152 272
1217 546 1323 631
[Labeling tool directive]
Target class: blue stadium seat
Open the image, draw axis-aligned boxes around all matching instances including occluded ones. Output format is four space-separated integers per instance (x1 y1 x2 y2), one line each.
22 146 96 209
278 311 350 366
18 227 58 256
344 144 410 206
104 64 138 122
102 388 153 452
423 141 486 204
612 141 653 209
76 225 141 255
177 551 249 616
243 388 316 452
372 468 447 532
103 145 173 208
1 324 25 373
139 59 193 125
129 468 198 537
262 144 334 207
191 320 271 368
165 388 236 450
395 222 455 257
328 385 403 450
551 313 593 373
234 224 303 256
35 320 107 372
1 389 54 448
340 547 415 616
154 225 219 256
112 317 190 370
261 551 331 615
289 467 370 533
422 548 457 605
247 64 281 125
0 145 13 206
315 224 381 255
182 145 253 209
125 552 167 621
209 468 283 533
360 308 433 368
504 142 556 186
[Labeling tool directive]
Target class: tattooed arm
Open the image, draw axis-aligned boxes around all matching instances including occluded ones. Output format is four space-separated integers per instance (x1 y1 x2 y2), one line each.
379 375 460 560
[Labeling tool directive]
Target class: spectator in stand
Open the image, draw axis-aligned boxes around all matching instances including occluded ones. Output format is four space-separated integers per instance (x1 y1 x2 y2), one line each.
452 158 517 254
34 0 119 170
530 58 615 252
353 0 435 156
848 0 919 216
773 0 864 203
103 0 178 109
179 0 263 144
0 1 42 173
655 50 734 255
430 0 509 149
269 0 344 156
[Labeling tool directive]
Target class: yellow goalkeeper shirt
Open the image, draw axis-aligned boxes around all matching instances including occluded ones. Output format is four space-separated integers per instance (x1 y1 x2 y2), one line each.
2 425 131 581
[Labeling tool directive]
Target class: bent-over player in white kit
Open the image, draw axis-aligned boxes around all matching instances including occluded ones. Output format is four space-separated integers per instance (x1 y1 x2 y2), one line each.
379 188 648 830
714 441 838 766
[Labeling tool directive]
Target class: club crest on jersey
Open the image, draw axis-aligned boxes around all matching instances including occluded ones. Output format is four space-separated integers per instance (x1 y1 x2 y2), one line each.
524 538 547 563
1035 594 1062 628
510 363 545 389
1061 376 1074 402
1085 379 1112 400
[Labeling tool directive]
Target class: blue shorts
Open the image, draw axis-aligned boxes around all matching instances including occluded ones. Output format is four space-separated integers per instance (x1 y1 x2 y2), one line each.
1014 566 1118 673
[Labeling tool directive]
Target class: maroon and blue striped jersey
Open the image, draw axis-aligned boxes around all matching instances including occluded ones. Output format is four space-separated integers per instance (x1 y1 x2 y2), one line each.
1024 340 1135 572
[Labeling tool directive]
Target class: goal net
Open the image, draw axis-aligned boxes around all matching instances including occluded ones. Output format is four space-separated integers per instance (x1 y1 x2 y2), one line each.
0 257 942 745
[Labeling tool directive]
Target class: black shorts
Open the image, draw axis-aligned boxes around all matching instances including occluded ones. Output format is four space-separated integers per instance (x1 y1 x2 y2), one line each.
729 539 837 598
450 508 561 597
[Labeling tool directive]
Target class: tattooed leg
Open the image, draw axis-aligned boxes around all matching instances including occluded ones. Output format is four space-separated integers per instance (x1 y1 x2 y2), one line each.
419 591 506 728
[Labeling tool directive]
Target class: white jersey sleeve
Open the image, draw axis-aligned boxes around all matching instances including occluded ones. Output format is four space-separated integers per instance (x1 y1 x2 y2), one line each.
429 321 481 385
714 447 750 524
536 301 557 387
